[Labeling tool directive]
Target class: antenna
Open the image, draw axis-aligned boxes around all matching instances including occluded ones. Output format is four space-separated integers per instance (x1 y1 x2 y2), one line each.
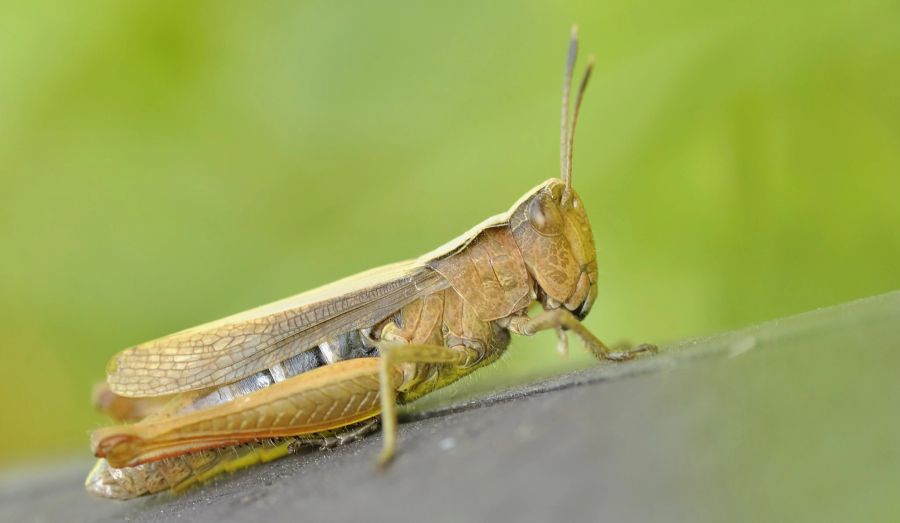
560 26 578 189
564 55 594 202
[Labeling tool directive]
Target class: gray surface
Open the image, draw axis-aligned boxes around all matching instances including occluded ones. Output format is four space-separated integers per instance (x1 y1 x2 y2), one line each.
2 291 898 523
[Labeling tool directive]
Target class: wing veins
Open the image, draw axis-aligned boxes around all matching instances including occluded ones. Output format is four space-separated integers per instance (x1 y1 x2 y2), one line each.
108 266 448 396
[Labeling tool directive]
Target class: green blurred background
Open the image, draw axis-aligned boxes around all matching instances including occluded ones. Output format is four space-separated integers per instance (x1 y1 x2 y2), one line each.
0 0 898 467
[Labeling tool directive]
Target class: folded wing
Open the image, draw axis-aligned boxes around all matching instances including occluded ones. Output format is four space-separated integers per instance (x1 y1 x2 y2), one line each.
106 260 449 397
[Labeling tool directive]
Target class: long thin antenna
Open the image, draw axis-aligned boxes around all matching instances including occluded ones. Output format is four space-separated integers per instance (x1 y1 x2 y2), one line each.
560 25 578 186
564 55 595 203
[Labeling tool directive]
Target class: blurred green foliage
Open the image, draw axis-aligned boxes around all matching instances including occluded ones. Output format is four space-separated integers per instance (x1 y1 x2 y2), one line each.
0 0 897 465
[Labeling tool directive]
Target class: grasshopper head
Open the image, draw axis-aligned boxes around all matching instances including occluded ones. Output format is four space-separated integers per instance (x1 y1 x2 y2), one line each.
509 26 598 318
509 179 597 319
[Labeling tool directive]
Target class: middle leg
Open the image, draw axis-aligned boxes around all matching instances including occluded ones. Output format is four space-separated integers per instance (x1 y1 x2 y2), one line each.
376 343 469 467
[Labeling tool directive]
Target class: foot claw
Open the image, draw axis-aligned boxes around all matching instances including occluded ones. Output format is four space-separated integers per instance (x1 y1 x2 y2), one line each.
605 343 658 361
632 343 658 355
377 450 394 470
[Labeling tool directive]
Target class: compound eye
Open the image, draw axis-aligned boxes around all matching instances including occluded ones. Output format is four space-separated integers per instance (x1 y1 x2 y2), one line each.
527 195 564 235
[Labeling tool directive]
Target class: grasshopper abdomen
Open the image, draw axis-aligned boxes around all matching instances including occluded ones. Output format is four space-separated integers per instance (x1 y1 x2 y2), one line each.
185 330 377 414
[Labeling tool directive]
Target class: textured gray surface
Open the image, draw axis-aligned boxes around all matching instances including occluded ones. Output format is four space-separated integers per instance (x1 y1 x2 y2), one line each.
2 291 898 523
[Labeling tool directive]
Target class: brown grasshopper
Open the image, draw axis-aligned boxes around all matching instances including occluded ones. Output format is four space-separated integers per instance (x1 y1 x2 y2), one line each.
85 27 656 499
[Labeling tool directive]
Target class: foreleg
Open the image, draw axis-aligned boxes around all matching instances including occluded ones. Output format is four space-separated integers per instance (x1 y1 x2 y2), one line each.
507 309 657 361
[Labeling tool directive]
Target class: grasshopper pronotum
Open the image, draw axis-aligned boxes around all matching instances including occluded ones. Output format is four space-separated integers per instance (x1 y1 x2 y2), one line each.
86 27 656 499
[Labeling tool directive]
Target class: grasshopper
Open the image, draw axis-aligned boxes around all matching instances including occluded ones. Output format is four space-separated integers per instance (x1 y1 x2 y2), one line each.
86 27 656 499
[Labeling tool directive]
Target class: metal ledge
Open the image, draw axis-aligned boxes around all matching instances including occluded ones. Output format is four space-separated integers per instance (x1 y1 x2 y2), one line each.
2 291 898 523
